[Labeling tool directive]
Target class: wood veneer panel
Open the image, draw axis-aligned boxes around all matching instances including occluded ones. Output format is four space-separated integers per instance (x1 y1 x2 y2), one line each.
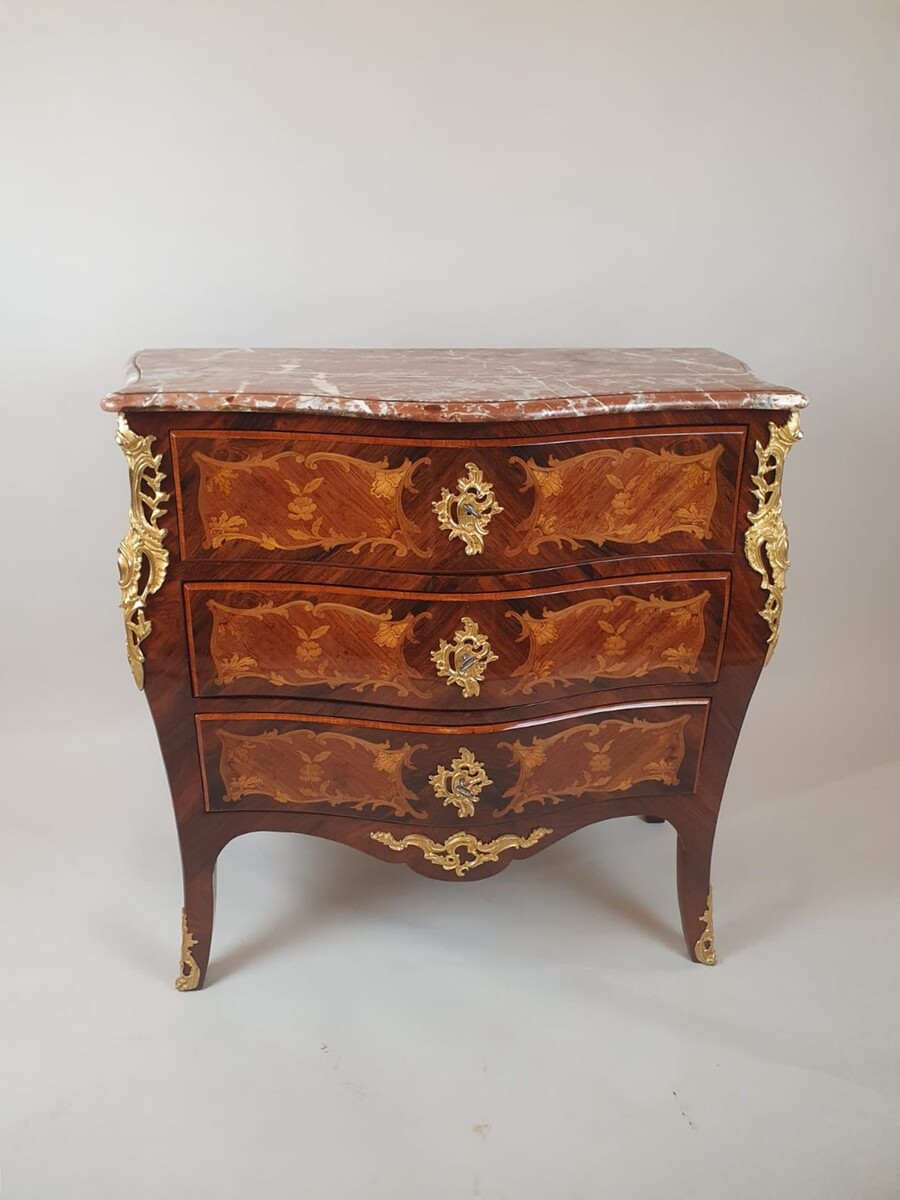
196 700 709 825
184 573 730 710
171 427 744 573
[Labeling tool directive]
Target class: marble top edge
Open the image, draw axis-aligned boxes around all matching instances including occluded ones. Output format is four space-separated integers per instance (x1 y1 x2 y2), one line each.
101 348 807 417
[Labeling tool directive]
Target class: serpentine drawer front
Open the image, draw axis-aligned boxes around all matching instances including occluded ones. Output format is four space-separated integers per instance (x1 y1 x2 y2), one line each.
171 428 744 571
196 702 709 822
185 574 730 709
103 347 806 989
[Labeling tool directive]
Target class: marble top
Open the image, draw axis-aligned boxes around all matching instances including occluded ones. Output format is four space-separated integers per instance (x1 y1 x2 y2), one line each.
102 348 807 422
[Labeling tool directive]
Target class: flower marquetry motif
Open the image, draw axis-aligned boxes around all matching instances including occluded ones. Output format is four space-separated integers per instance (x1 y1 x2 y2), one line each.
194 448 429 558
509 443 724 556
207 598 426 698
217 727 427 818
496 714 693 817
507 590 712 696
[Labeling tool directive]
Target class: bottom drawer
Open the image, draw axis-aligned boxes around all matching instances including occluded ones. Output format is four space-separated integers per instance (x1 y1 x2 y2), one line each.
197 700 709 826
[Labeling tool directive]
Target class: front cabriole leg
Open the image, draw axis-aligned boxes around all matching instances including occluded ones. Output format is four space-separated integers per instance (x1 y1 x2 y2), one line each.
176 853 217 991
676 818 718 965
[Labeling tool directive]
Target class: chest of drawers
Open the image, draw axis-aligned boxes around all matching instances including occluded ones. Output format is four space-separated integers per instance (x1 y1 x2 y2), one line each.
103 348 805 989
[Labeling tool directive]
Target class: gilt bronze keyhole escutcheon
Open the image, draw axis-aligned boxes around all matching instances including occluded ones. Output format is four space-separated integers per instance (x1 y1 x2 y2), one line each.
431 617 498 697
432 462 503 555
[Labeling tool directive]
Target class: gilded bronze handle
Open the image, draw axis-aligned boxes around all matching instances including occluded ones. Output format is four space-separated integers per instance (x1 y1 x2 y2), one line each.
430 617 497 697
432 462 503 555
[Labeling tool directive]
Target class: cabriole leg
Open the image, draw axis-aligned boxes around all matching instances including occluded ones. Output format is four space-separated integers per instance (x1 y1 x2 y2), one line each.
177 855 217 991
676 820 718 965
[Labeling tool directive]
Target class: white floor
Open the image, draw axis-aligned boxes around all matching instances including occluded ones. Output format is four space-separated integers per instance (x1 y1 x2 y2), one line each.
1 723 898 1199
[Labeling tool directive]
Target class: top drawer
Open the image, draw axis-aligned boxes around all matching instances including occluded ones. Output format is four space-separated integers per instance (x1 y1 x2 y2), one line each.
172 428 744 573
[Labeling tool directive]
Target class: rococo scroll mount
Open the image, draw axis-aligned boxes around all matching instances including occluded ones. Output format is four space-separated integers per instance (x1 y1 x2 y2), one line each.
744 412 802 664
116 415 170 688
430 616 498 697
428 747 493 818
433 462 503 555
371 828 552 877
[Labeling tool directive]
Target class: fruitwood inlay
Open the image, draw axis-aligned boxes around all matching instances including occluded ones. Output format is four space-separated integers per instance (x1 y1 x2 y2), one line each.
509 589 712 695
207 597 428 697
509 443 724 555
187 575 727 705
175 428 743 571
496 715 692 817
216 728 427 818
194 447 429 557
200 702 706 824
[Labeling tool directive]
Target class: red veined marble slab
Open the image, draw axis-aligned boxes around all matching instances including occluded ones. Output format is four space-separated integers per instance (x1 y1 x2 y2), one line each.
102 347 806 423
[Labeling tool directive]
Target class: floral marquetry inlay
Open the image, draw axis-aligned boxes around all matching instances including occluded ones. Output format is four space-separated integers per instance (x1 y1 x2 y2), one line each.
194 448 429 558
216 728 427 817
495 715 692 817
507 590 712 694
508 443 724 555
207 597 429 697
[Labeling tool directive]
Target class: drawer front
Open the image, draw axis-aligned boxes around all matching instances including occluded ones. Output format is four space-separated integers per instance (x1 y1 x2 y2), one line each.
197 701 709 824
186 574 729 710
173 429 743 572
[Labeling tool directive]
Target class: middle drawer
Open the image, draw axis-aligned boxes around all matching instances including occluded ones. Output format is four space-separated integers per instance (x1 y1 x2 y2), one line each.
185 573 729 710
